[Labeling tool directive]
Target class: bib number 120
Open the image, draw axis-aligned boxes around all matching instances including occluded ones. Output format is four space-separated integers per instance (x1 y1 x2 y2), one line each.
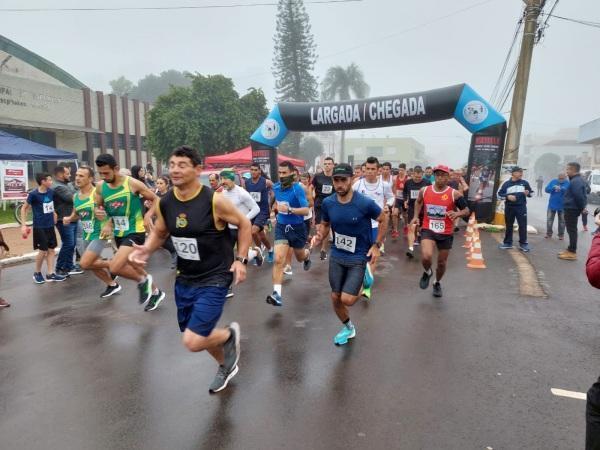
171 236 200 261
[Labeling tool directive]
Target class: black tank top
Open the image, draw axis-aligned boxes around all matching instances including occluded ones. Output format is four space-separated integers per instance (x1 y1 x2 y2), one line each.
158 186 234 287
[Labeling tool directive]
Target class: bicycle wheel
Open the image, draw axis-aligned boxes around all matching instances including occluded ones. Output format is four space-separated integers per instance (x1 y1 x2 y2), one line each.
14 203 33 226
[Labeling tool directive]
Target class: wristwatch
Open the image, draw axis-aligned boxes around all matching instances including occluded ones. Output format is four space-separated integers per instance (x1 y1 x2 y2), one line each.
289 207 294 215
375 241 383 249
235 256 248 265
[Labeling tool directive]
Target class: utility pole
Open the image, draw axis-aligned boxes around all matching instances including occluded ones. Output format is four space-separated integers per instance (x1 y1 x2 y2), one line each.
503 0 545 165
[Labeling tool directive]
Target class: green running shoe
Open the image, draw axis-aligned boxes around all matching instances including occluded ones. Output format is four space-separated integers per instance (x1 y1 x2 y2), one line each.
361 286 371 300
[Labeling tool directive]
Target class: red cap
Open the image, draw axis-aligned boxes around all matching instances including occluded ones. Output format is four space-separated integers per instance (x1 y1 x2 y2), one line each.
433 165 450 174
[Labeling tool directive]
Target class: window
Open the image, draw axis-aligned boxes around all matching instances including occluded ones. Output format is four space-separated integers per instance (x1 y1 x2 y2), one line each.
129 135 137 149
118 134 125 150
91 133 102 148
366 146 383 158
105 133 113 149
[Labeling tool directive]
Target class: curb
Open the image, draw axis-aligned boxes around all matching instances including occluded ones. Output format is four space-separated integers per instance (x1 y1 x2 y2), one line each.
1 246 62 268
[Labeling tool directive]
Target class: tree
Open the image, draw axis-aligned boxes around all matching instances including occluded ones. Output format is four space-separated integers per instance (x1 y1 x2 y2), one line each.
146 74 268 161
321 63 370 162
299 135 324 168
272 0 319 157
534 152 562 181
109 76 134 96
131 70 192 102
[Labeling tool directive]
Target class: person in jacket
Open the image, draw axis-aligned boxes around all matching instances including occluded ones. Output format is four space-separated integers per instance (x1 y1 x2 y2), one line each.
585 207 600 449
497 166 533 252
559 162 588 260
544 172 569 239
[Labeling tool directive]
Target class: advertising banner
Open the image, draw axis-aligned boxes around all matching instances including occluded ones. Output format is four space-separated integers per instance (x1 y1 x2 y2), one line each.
1 161 28 200
251 147 273 179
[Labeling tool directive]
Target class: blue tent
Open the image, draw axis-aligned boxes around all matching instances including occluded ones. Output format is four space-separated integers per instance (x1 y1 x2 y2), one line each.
0 130 78 161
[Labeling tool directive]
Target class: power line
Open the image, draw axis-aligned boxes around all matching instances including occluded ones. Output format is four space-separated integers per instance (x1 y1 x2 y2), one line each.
0 0 363 13
541 13 600 29
490 15 523 105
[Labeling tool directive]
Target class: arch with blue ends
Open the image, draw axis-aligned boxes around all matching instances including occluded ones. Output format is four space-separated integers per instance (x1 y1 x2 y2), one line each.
250 83 507 221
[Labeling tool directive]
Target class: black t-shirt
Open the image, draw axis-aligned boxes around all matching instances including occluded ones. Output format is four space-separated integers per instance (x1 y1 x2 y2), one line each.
312 173 334 206
403 179 431 209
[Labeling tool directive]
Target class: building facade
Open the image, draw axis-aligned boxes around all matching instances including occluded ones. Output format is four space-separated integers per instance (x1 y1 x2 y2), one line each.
343 137 426 167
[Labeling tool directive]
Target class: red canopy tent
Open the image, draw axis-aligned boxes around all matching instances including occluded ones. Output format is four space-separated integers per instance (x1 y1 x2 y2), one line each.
204 146 305 168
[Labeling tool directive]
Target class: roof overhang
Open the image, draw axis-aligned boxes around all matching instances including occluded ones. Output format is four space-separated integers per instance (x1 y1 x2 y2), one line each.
0 117 101 134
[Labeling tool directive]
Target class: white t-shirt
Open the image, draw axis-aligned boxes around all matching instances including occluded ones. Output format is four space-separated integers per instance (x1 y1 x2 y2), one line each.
221 185 260 229
352 178 394 228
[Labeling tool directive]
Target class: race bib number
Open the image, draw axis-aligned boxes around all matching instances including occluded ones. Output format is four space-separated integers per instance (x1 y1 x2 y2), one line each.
43 201 54 214
410 190 420 200
171 236 200 261
81 220 94 233
250 192 261 202
334 232 356 253
321 184 333 194
113 216 130 232
277 201 289 212
428 220 446 233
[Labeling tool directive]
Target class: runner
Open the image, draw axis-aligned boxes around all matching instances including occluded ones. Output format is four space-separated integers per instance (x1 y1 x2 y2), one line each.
129 145 251 394
352 156 394 299
20 172 66 283
266 161 312 307
310 163 387 345
63 166 122 298
380 162 394 184
403 166 431 258
245 163 274 263
411 165 470 298
311 156 335 260
392 163 408 239
283 169 313 275
94 154 165 312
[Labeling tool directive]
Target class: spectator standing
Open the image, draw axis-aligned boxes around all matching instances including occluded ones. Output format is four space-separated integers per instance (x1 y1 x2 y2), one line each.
0 229 10 307
544 172 569 239
53 164 83 276
559 162 588 260
497 166 533 252
536 175 544 196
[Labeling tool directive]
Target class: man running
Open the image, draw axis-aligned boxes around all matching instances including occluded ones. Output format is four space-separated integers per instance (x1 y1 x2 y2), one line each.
266 161 311 307
404 166 431 258
392 163 408 239
352 156 394 299
94 154 165 311
412 165 470 298
311 156 335 260
129 145 251 393
245 163 274 263
63 166 122 298
311 163 387 345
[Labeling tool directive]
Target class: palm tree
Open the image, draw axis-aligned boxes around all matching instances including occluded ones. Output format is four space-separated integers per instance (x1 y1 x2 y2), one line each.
321 63 370 162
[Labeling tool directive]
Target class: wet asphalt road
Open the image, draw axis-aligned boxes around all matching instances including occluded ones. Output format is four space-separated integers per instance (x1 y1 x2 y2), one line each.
1 199 598 450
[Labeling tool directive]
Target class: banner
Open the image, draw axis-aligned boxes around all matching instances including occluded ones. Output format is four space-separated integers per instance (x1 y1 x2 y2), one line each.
1 161 28 200
251 147 273 179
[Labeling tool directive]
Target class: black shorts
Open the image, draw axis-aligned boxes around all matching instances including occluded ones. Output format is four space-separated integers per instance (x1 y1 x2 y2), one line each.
304 218 312 236
329 257 367 296
229 228 238 244
394 199 406 211
251 213 269 231
420 229 454 250
314 205 324 225
33 227 57 251
115 232 146 248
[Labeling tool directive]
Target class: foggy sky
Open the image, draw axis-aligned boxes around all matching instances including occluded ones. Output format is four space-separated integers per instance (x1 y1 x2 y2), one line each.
1 0 599 167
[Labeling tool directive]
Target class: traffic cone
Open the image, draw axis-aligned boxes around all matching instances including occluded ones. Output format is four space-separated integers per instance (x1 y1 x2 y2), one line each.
462 213 476 248
466 229 486 269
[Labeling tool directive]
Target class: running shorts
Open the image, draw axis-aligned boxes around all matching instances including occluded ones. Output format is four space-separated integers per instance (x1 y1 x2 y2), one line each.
174 282 229 337
33 227 57 251
420 229 454 250
251 213 269 231
115 232 146 248
329 257 367 296
82 238 109 255
274 222 307 249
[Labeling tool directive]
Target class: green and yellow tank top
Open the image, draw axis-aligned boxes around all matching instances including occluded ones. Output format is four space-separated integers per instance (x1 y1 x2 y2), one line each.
73 188 103 241
101 176 145 237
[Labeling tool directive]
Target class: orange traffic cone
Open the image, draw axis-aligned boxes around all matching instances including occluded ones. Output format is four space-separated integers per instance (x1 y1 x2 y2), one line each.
462 213 476 248
466 229 486 269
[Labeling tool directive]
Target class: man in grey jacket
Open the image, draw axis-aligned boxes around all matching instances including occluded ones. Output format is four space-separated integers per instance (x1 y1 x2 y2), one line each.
53 164 83 276
559 162 588 261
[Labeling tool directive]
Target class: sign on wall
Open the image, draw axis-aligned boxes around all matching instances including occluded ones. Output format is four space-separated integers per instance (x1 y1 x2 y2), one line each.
1 161 28 200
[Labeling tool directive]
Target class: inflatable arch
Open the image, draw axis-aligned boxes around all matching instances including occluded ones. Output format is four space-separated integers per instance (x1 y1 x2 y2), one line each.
250 84 507 222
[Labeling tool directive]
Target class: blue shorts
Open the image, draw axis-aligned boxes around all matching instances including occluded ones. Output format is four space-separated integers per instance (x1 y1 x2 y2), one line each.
174 282 229 337
274 221 307 249
251 213 269 230
329 257 367 296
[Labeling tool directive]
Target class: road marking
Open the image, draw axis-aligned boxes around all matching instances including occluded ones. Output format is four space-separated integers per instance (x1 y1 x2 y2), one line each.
551 388 586 400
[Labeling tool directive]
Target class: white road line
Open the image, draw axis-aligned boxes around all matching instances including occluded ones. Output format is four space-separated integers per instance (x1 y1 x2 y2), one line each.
551 388 587 400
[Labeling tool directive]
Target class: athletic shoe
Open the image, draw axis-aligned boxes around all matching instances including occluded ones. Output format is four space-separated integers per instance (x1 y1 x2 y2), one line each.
558 250 577 261
208 364 239 394
46 273 67 282
226 287 234 298
144 290 166 311
303 250 312 271
558 236 564 240
380 243 385 255
100 283 122 298
432 282 443 298
223 322 240 372
391 230 400 240
56 268 71 278
283 265 293 276
68 264 84 275
138 274 153 305
419 269 433 290
414 239 420 247
320 250 328 261
266 292 283 307
453 227 460 233
0 298 10 308
255 249 264 267
266 250 274 263
544 235 551 239
406 248 414 259
498 243 513 250
33 272 45 284
361 287 372 300
363 263 374 289
334 325 356 346
518 243 531 253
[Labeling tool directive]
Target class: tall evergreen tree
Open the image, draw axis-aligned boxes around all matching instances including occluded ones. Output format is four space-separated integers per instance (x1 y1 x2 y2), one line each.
272 0 319 156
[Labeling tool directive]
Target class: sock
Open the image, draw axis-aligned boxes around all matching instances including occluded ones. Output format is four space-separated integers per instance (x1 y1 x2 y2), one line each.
152 288 159 295
343 318 354 329
248 248 258 261
138 275 147 284
274 284 282 296
409 246 413 251
425 268 432 275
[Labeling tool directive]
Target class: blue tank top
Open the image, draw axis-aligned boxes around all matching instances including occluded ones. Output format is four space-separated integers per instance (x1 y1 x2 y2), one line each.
245 176 269 215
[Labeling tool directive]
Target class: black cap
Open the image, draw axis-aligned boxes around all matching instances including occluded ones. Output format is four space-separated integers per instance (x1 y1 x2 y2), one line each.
332 163 353 177
511 166 525 173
